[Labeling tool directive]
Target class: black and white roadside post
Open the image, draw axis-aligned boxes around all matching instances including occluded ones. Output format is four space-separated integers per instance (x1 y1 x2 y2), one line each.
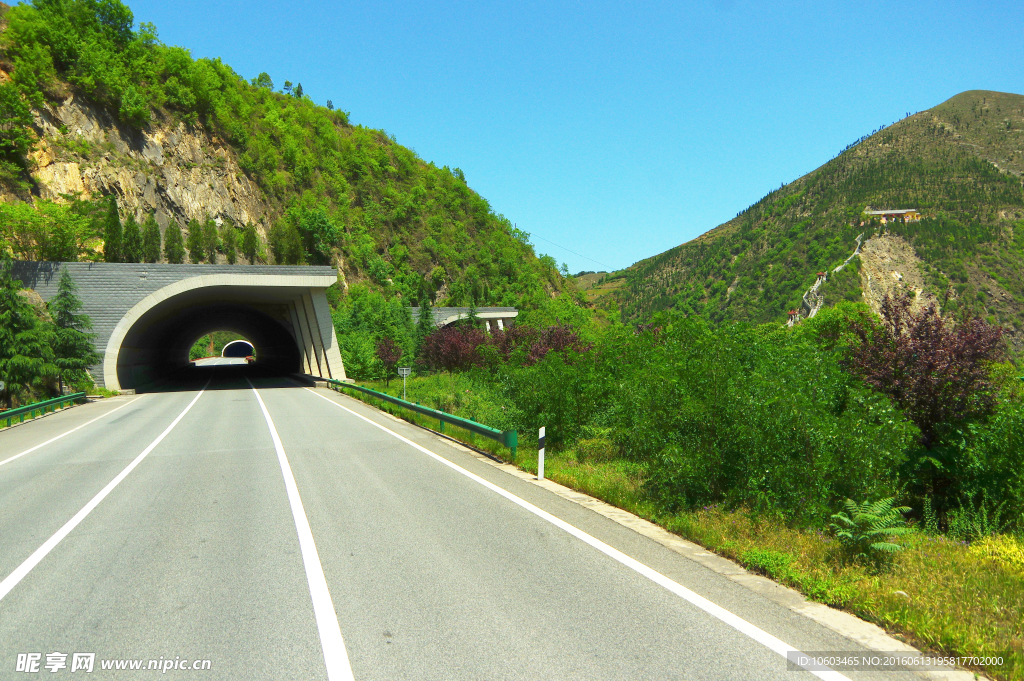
398 366 412 401
538 426 545 480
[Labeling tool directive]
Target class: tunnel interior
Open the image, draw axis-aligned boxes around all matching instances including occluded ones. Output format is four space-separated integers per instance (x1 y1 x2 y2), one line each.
222 339 256 358
117 286 305 390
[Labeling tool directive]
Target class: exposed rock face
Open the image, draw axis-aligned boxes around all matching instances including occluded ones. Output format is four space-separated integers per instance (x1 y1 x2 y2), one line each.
858 234 939 316
27 93 273 247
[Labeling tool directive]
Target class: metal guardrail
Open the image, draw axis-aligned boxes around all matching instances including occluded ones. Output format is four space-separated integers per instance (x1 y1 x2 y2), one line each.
1 392 87 428
326 380 518 459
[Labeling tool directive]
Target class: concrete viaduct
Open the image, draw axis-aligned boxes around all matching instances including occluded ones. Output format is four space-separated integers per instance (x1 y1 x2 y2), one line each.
11 262 346 391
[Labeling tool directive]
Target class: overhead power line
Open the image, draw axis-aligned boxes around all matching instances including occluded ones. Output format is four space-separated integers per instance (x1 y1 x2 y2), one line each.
517 226 615 271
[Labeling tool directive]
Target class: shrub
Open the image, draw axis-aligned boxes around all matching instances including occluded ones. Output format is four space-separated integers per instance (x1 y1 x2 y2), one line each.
846 292 1004 447
419 326 486 373
946 491 1011 542
829 497 911 567
576 437 615 463
968 534 1024 573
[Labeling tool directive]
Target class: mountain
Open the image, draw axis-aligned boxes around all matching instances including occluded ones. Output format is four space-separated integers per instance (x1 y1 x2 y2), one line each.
616 90 1024 350
0 0 563 307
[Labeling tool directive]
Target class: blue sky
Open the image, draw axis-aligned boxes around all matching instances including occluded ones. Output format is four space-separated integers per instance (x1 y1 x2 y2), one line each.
124 0 1023 274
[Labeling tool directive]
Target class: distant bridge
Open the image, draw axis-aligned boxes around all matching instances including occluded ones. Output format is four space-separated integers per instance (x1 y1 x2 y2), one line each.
410 306 518 332
11 262 346 391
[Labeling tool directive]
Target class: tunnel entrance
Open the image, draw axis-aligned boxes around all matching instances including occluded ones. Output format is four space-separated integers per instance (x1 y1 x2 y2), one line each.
188 332 256 361
222 339 256 358
114 286 312 390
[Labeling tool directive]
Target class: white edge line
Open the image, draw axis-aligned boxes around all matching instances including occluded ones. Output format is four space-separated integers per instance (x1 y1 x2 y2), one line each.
304 387 851 681
0 382 209 603
248 380 354 681
0 396 145 469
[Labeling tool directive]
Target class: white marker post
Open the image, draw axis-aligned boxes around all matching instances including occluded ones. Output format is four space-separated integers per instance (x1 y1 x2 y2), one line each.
538 426 545 480
398 367 412 401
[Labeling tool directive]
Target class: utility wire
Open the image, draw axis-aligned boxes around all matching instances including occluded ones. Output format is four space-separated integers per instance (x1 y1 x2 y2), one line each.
518 226 616 271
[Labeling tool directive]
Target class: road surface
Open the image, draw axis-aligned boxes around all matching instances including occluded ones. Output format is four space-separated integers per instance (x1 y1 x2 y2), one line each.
0 367 919 679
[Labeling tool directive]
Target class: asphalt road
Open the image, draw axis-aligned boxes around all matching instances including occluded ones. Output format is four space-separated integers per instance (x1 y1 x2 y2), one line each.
0 367 919 680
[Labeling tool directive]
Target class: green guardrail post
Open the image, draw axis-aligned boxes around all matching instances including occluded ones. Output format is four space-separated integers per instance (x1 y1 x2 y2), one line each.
504 430 517 463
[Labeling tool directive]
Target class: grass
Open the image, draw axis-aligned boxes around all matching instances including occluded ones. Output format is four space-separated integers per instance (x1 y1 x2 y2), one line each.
336 374 1023 681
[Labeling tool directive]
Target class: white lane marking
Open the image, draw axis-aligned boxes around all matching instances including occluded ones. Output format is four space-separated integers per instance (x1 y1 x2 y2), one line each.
305 388 850 681
0 396 143 470
0 383 209 603
247 380 354 681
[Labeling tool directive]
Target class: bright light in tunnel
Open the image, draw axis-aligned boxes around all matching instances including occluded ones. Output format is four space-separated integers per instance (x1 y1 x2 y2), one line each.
188 330 256 361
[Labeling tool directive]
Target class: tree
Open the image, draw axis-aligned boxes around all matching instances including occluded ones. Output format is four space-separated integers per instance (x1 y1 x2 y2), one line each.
376 338 403 386
416 299 434 348
202 216 219 264
185 218 204 263
121 213 143 263
282 81 293 95
269 220 303 265
141 212 161 262
241 222 260 263
102 196 122 262
294 83 303 98
164 220 185 264
0 256 56 407
326 100 334 111
0 200 92 261
0 81 34 182
419 326 486 374
297 208 338 265
48 267 99 392
847 293 1004 446
221 221 238 264
252 72 273 90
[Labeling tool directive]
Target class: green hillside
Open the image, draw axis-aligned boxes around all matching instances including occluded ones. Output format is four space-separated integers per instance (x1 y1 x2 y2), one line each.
0 0 562 307
619 90 1024 347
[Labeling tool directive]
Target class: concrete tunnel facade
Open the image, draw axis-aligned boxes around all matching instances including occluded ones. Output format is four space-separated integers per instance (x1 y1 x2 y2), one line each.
11 262 347 391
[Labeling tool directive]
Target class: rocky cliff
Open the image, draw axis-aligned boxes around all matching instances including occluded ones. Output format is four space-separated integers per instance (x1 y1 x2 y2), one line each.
9 78 275 250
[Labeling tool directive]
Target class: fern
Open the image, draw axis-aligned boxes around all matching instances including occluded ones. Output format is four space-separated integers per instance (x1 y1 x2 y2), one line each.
829 498 911 567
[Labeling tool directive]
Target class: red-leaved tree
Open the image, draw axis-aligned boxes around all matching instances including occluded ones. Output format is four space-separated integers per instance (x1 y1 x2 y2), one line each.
846 293 1004 447
526 324 590 364
375 338 403 386
419 326 487 373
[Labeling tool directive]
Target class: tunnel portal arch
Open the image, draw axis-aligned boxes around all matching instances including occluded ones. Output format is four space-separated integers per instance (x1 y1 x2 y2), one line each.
222 339 256 358
118 300 304 387
8 262 347 392
107 273 345 390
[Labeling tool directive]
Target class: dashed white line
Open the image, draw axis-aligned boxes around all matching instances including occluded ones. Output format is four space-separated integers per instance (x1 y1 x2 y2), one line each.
248 380 354 681
0 396 143 470
304 387 851 681
0 384 208 603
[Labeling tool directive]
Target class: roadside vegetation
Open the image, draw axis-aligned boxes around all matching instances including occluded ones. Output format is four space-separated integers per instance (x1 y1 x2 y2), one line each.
0 256 99 410
336 288 1022 680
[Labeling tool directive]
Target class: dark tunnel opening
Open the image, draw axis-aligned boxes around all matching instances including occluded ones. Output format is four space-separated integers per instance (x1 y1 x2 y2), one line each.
222 339 256 358
117 297 303 391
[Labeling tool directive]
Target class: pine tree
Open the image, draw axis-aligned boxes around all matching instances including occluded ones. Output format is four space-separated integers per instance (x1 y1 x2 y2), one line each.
0 256 56 407
48 267 99 392
241 223 260 264
221 222 238 264
203 217 219 264
185 218 204 263
164 221 185 264
141 213 161 263
121 214 143 263
102 196 122 263
416 299 434 350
